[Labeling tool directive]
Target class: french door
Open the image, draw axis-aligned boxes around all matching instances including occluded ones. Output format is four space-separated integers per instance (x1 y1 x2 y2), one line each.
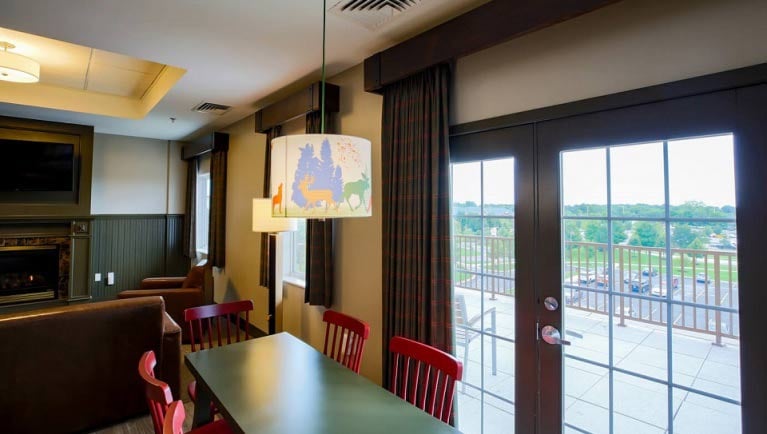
451 84 766 434
450 125 537 434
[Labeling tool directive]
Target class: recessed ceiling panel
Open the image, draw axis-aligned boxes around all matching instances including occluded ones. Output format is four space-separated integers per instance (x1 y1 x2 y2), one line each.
86 62 159 98
0 25 185 118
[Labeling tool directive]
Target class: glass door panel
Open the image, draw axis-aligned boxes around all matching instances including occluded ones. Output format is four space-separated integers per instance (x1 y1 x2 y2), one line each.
559 134 741 434
452 158 516 434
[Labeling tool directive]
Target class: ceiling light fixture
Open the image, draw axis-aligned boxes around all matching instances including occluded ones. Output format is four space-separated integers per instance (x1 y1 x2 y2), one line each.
0 42 40 83
269 0 372 218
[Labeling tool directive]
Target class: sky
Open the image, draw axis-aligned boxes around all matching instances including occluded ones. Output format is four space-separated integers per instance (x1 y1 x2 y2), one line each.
451 134 735 208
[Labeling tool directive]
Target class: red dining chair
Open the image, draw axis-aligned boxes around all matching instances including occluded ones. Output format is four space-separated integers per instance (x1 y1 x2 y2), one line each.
184 300 254 403
139 351 231 434
388 336 463 424
139 351 174 434
322 310 371 374
163 400 232 434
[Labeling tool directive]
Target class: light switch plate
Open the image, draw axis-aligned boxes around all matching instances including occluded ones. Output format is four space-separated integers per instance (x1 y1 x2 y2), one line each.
107 272 115 285
95 273 101 282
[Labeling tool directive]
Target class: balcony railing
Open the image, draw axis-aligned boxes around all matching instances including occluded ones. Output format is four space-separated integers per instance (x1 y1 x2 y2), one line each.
453 236 739 344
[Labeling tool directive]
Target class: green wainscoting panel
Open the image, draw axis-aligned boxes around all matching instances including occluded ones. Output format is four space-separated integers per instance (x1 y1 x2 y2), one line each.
90 215 189 299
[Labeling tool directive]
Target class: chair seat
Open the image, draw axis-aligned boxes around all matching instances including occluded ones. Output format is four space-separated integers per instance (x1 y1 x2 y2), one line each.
189 420 233 434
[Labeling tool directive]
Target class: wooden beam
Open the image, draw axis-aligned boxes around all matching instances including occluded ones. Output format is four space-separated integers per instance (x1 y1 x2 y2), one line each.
364 0 622 92
254 82 340 133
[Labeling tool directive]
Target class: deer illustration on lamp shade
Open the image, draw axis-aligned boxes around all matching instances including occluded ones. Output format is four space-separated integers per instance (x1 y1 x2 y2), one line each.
272 183 283 214
343 171 370 211
298 175 339 212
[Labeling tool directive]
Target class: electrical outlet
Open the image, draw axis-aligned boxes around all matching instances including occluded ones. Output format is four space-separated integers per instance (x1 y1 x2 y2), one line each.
107 272 115 286
94 273 101 282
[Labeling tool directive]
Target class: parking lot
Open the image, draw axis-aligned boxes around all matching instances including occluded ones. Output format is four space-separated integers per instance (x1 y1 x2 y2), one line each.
563 273 740 338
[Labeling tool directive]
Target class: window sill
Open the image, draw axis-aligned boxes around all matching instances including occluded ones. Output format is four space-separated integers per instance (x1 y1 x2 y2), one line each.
283 276 306 289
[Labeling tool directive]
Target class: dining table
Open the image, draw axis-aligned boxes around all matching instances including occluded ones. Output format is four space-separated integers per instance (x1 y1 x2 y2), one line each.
184 332 462 434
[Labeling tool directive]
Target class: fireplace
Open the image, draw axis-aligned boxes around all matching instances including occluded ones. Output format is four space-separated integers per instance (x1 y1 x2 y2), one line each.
0 245 60 304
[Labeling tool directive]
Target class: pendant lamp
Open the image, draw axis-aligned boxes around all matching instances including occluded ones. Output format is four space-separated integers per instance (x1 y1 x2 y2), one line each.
269 0 372 218
0 42 40 83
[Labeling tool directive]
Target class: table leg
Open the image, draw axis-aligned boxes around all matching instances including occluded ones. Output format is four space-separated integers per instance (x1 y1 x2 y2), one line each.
191 383 213 428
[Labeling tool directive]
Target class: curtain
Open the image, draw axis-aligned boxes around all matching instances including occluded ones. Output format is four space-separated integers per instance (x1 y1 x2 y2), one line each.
304 111 335 307
259 126 282 288
182 157 198 258
381 64 453 386
207 143 228 268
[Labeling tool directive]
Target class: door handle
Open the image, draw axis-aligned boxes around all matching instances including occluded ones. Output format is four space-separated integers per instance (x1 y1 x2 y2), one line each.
541 325 571 346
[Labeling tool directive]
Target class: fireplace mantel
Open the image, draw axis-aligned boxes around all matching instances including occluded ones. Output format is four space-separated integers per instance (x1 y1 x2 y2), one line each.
0 218 91 311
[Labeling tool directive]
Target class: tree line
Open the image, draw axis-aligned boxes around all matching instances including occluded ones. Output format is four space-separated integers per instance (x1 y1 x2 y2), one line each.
454 201 734 249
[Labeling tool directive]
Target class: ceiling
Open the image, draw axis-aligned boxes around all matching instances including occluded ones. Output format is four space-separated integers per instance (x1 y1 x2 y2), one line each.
0 26 168 98
0 25 185 119
0 0 487 141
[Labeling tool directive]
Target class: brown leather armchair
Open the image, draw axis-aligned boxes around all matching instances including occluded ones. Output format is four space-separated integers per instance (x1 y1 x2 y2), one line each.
118 261 208 339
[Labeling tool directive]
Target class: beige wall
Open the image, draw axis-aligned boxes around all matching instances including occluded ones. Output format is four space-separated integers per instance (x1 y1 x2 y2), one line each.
453 0 767 125
91 133 186 215
212 114 271 331
280 64 384 384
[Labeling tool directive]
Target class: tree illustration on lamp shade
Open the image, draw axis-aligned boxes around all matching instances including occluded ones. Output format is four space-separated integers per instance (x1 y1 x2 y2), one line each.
290 138 344 209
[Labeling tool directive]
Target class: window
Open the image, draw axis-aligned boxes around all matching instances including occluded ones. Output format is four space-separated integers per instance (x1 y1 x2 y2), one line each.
195 172 211 257
283 219 307 282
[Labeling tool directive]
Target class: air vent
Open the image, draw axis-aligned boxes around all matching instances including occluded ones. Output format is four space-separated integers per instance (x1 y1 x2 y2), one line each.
329 0 427 30
191 102 231 115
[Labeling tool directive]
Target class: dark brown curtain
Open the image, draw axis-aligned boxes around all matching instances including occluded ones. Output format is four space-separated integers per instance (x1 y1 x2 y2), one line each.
182 157 198 258
259 126 282 287
381 64 453 386
305 111 334 307
208 143 228 268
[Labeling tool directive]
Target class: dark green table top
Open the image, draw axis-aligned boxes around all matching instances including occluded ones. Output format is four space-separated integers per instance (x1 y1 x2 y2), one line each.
184 332 461 434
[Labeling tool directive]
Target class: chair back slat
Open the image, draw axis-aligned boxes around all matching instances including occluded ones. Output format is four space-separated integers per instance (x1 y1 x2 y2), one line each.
206 317 214 349
388 336 463 424
418 365 432 410
138 351 174 434
185 300 255 352
321 310 370 374
162 400 186 434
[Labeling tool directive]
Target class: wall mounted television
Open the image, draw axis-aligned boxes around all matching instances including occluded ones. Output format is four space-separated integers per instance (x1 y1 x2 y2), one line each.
0 127 80 203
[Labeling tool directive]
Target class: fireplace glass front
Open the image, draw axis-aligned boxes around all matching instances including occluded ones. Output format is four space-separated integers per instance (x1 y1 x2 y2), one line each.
0 245 59 304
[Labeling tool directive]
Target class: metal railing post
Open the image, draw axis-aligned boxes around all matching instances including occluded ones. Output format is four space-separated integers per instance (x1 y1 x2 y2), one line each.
619 246 626 327
714 255 723 346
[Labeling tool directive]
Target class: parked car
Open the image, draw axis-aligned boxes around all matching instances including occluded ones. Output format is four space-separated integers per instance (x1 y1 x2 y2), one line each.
596 272 609 287
696 273 711 283
578 270 596 284
623 272 639 284
630 277 650 292
642 268 658 277
648 278 680 294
